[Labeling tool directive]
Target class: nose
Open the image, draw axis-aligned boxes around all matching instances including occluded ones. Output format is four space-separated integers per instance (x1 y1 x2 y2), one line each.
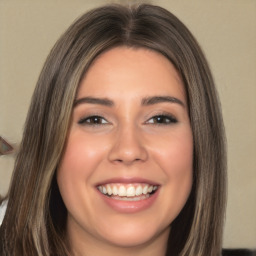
108 125 148 165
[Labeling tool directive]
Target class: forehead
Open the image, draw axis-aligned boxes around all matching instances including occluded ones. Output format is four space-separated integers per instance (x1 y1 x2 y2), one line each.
78 47 186 102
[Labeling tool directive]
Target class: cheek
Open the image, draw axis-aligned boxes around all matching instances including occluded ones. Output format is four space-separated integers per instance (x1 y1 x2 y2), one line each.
56 133 108 208
58 133 106 179
151 129 193 209
153 129 193 174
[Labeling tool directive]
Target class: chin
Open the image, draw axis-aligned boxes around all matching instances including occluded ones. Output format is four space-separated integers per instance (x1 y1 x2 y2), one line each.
94 219 170 248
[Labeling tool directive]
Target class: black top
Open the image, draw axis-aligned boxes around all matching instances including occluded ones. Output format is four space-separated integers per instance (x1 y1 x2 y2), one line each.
222 249 256 256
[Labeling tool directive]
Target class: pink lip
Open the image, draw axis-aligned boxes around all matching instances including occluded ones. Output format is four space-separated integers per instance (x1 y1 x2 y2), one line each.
95 177 160 214
97 190 159 213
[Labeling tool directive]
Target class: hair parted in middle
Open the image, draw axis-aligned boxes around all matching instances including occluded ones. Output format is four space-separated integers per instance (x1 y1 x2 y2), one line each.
0 3 226 256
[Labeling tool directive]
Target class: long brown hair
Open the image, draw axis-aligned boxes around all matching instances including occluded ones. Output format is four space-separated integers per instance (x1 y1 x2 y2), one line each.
0 3 226 256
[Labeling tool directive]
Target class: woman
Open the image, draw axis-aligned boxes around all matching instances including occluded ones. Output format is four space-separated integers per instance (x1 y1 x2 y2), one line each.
0 3 227 256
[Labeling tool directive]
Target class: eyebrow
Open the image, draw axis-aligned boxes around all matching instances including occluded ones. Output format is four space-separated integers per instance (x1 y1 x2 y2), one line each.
74 97 114 107
141 96 185 107
74 96 185 108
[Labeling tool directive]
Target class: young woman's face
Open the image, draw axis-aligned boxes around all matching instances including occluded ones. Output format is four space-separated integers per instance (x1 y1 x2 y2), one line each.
57 47 193 254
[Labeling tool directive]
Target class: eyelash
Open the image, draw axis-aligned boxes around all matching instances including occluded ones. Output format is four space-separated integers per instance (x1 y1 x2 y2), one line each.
78 113 177 126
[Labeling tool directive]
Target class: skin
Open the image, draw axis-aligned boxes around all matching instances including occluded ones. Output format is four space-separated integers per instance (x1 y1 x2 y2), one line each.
57 47 193 256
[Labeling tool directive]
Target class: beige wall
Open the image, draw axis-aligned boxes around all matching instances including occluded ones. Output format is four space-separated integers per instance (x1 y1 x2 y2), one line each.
0 0 255 249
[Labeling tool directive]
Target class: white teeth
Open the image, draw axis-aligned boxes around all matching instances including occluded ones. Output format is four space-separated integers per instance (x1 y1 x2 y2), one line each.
107 185 112 195
102 186 107 195
126 186 136 197
98 183 158 198
142 185 148 195
119 186 126 196
112 186 118 195
135 186 143 196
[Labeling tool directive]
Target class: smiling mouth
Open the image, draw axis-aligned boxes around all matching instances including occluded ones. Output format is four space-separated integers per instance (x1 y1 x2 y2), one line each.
97 183 159 201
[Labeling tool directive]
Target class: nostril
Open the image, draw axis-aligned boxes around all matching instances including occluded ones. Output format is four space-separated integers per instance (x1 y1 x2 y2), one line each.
114 158 142 164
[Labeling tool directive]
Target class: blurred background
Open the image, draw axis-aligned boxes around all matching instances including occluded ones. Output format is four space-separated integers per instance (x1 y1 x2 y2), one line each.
0 0 255 249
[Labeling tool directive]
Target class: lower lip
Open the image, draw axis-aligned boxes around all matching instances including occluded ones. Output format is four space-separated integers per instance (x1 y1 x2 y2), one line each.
97 189 160 213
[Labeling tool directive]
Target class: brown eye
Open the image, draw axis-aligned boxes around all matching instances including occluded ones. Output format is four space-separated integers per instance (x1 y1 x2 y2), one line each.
147 115 177 125
78 115 108 125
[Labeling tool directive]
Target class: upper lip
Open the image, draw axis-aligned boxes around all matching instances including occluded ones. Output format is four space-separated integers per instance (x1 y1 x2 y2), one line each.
95 177 160 187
